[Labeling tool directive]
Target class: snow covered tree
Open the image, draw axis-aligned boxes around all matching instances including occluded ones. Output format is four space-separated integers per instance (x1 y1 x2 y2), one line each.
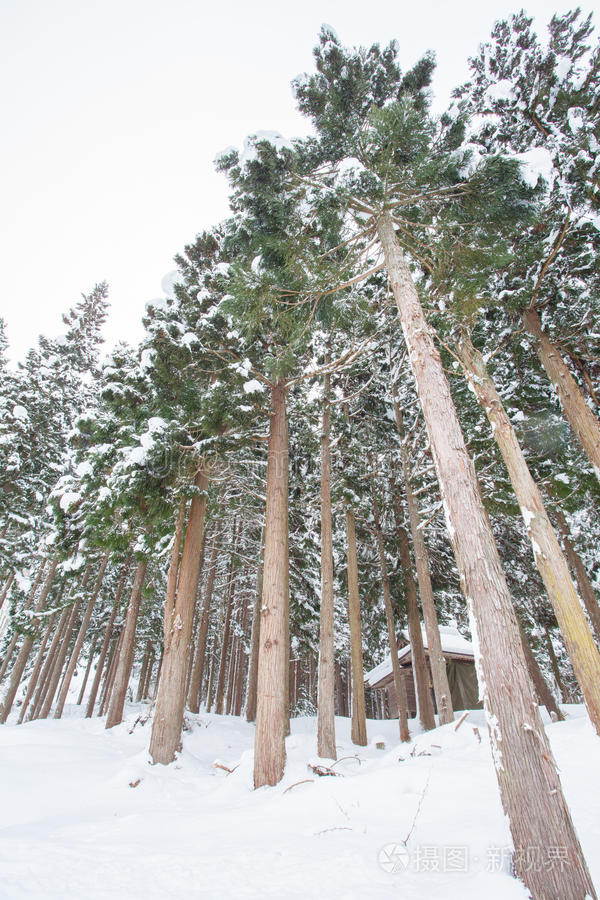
455 10 600 480
293 26 596 897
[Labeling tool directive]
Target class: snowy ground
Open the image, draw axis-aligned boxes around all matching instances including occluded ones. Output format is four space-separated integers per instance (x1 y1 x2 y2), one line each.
0 703 598 899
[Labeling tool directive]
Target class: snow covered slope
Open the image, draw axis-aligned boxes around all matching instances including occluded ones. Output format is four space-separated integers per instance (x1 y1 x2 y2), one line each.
0 705 598 899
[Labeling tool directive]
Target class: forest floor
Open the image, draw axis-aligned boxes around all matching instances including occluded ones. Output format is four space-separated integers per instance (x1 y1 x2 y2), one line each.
0 702 598 899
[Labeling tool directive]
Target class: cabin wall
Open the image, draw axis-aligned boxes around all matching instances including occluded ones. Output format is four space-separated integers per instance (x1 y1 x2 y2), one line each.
376 659 480 718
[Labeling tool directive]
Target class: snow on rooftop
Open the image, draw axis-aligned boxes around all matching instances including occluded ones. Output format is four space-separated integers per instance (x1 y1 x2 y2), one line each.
364 625 474 686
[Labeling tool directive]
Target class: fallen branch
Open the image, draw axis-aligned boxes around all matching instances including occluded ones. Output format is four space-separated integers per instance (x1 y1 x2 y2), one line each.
402 769 432 846
330 755 363 769
410 744 431 758
283 779 314 794
213 761 239 775
454 711 469 731
308 763 340 777
128 713 150 734
314 826 353 836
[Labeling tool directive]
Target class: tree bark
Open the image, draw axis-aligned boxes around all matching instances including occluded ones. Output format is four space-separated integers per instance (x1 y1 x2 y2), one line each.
17 612 56 724
142 647 155 699
188 529 221 713
0 572 14 610
245 533 264 722
396 517 436 730
136 640 152 702
233 592 250 716
524 308 600 482
85 558 131 717
317 370 337 759
99 632 121 715
149 468 209 763
0 633 20 686
545 628 566 702
105 558 148 728
151 647 163 700
215 550 237 716
38 594 83 720
378 211 595 899
164 499 187 639
28 603 71 721
254 382 289 788
0 556 59 723
225 606 239 715
54 554 109 719
77 635 98 706
0 560 47 685
553 508 600 644
518 622 564 721
457 332 600 733
345 507 368 746
394 400 454 725
372 491 410 742
205 646 216 713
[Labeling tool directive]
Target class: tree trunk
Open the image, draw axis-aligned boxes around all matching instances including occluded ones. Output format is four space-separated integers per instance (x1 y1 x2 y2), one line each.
149 469 209 763
86 558 131 717
0 559 46 681
185 624 197 701
164 499 187 638
524 308 600 482
17 612 56 724
54 554 109 719
151 647 163 700
254 382 289 788
188 530 221 713
136 640 152 702
245 533 264 723
0 572 15 610
545 628 566 702
553 508 600 644
338 661 345 716
39 595 83 720
215 554 237 716
518 622 564 721
142 648 155 699
396 517 436 731
317 370 336 759
0 559 47 684
206 647 216 713
99 632 122 715
345 507 368 746
308 655 316 709
0 634 20 686
233 592 250 716
372 491 410 742
28 603 71 721
0 556 59 723
225 611 239 716
105 558 148 728
77 635 98 706
394 400 454 725
457 332 600 733
378 211 595 899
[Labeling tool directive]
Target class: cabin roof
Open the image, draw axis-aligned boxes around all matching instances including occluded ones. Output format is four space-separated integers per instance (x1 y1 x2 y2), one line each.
364 625 475 688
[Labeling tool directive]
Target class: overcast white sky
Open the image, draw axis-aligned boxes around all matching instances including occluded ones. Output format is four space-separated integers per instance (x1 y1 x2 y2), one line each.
0 0 593 362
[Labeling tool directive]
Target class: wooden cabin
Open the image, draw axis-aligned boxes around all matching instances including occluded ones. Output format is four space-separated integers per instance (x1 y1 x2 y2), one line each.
364 625 481 718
